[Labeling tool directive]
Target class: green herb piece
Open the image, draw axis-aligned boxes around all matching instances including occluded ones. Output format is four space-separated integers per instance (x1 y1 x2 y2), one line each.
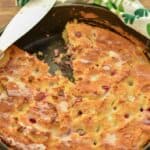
147 23 150 36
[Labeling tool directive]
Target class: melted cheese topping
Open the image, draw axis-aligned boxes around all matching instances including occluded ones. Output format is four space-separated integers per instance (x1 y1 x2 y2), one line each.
0 23 149 150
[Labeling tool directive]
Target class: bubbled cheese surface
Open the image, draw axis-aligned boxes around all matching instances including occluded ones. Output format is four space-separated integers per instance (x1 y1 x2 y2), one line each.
0 22 149 150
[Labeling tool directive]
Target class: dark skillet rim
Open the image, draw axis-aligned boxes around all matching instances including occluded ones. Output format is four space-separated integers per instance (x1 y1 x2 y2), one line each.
0 3 109 33
0 2 150 42
0 3 149 58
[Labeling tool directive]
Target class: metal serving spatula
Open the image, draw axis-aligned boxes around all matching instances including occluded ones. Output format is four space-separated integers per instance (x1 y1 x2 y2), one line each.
0 0 56 58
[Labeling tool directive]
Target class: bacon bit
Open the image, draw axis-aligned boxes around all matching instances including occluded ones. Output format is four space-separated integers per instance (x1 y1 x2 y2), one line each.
52 95 58 99
29 118 37 124
7 82 18 89
60 127 71 137
6 82 31 97
28 76 34 83
141 110 150 125
54 49 60 57
75 31 82 38
72 97 82 106
0 76 8 81
51 114 57 123
35 102 58 123
124 113 129 119
58 89 64 96
147 108 150 112
143 119 150 125
142 84 150 92
17 126 26 133
111 70 116 76
35 92 46 101
0 68 4 73
102 85 110 92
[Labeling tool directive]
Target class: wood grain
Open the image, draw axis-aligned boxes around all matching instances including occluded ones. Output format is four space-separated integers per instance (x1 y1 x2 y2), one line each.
140 0 150 8
0 7 19 28
0 0 16 7
0 0 17 28
0 0 150 29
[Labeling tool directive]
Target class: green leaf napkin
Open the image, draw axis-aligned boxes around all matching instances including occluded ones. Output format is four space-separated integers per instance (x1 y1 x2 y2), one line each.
17 0 29 6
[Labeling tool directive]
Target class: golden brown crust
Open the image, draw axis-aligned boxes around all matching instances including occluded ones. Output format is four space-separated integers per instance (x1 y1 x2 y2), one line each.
0 23 149 150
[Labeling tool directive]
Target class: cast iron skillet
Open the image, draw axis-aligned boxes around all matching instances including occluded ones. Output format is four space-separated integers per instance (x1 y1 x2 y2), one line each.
0 3 150 150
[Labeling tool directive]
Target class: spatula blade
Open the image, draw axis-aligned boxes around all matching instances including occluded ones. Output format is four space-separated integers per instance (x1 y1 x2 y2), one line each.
0 0 56 54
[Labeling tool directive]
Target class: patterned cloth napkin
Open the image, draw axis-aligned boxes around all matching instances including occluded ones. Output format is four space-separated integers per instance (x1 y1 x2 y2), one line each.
17 0 150 39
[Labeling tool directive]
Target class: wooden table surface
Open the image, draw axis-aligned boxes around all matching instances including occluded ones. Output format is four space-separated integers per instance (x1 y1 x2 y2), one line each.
0 0 150 29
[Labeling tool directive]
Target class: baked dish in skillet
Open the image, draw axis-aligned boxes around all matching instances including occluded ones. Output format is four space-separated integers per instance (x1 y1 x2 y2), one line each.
0 22 149 150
